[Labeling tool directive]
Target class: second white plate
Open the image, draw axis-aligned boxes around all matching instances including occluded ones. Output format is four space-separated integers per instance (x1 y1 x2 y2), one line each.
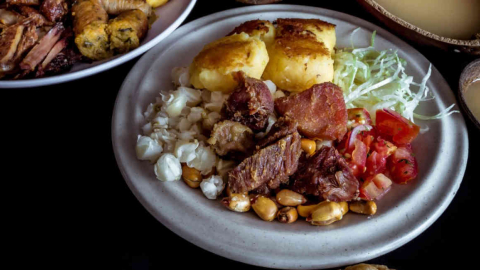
112 5 468 269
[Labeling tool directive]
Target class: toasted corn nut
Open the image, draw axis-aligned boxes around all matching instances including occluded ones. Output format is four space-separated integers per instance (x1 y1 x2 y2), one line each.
301 138 316 156
349 200 377 215
222 193 251 212
306 201 344 226
182 164 202 188
251 195 278 221
277 207 298 223
339 201 349 215
276 189 307 206
297 203 321 218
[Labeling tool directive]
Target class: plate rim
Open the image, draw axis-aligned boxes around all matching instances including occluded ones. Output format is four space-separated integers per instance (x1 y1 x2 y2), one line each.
0 0 197 89
112 4 469 269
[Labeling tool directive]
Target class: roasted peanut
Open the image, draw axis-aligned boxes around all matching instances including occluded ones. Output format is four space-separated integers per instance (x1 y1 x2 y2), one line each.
275 189 307 206
339 201 349 215
301 138 316 156
277 207 298 223
182 164 202 188
349 200 377 215
297 203 321 218
251 195 278 221
306 201 344 226
222 193 251 212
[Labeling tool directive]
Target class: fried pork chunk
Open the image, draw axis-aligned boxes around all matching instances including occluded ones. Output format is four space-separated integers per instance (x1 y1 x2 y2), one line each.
207 120 254 159
257 116 297 149
274 82 347 141
228 19 276 47
291 146 359 202
224 72 274 131
228 132 302 194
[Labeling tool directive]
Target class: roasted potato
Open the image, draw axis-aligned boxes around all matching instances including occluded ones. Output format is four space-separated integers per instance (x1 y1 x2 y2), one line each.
276 18 336 55
229 20 276 47
107 9 148 53
262 35 333 92
189 33 269 93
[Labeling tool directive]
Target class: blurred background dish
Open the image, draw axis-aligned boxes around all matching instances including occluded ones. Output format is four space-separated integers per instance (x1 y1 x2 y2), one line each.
357 0 480 55
459 59 480 129
0 0 196 88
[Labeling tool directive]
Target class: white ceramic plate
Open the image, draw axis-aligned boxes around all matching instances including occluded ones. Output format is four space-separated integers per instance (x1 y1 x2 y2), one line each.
0 0 196 89
112 5 469 269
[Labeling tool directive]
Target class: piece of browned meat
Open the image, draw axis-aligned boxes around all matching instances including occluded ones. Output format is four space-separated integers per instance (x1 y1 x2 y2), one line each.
291 146 359 202
17 6 47 26
20 22 64 71
14 23 38 60
228 132 302 193
0 23 24 73
224 72 274 132
6 0 40 5
207 120 254 160
36 47 82 77
40 0 67 22
275 82 348 141
257 116 297 149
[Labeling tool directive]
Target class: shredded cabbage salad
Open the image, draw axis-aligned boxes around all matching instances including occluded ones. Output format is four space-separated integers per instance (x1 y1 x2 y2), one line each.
333 28 458 123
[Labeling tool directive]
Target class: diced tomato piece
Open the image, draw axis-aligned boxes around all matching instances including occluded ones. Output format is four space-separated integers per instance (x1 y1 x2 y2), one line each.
376 108 420 145
388 146 418 184
363 151 387 177
372 137 397 157
347 108 372 128
360 178 383 200
360 173 393 200
349 139 367 177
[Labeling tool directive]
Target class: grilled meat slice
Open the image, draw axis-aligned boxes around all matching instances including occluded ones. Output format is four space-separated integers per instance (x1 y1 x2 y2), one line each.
20 22 64 71
207 120 254 160
224 72 274 131
291 146 359 202
6 0 40 5
14 23 38 61
0 23 24 72
228 132 302 193
274 82 348 140
40 0 67 22
17 6 47 26
37 47 82 77
0 9 23 25
257 116 297 149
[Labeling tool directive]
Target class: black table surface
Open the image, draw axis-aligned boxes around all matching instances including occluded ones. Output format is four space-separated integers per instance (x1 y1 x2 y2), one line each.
3 0 479 269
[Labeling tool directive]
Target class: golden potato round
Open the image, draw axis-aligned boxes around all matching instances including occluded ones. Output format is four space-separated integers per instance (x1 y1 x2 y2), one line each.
189 33 269 93
229 20 276 47
262 36 334 92
276 18 336 54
